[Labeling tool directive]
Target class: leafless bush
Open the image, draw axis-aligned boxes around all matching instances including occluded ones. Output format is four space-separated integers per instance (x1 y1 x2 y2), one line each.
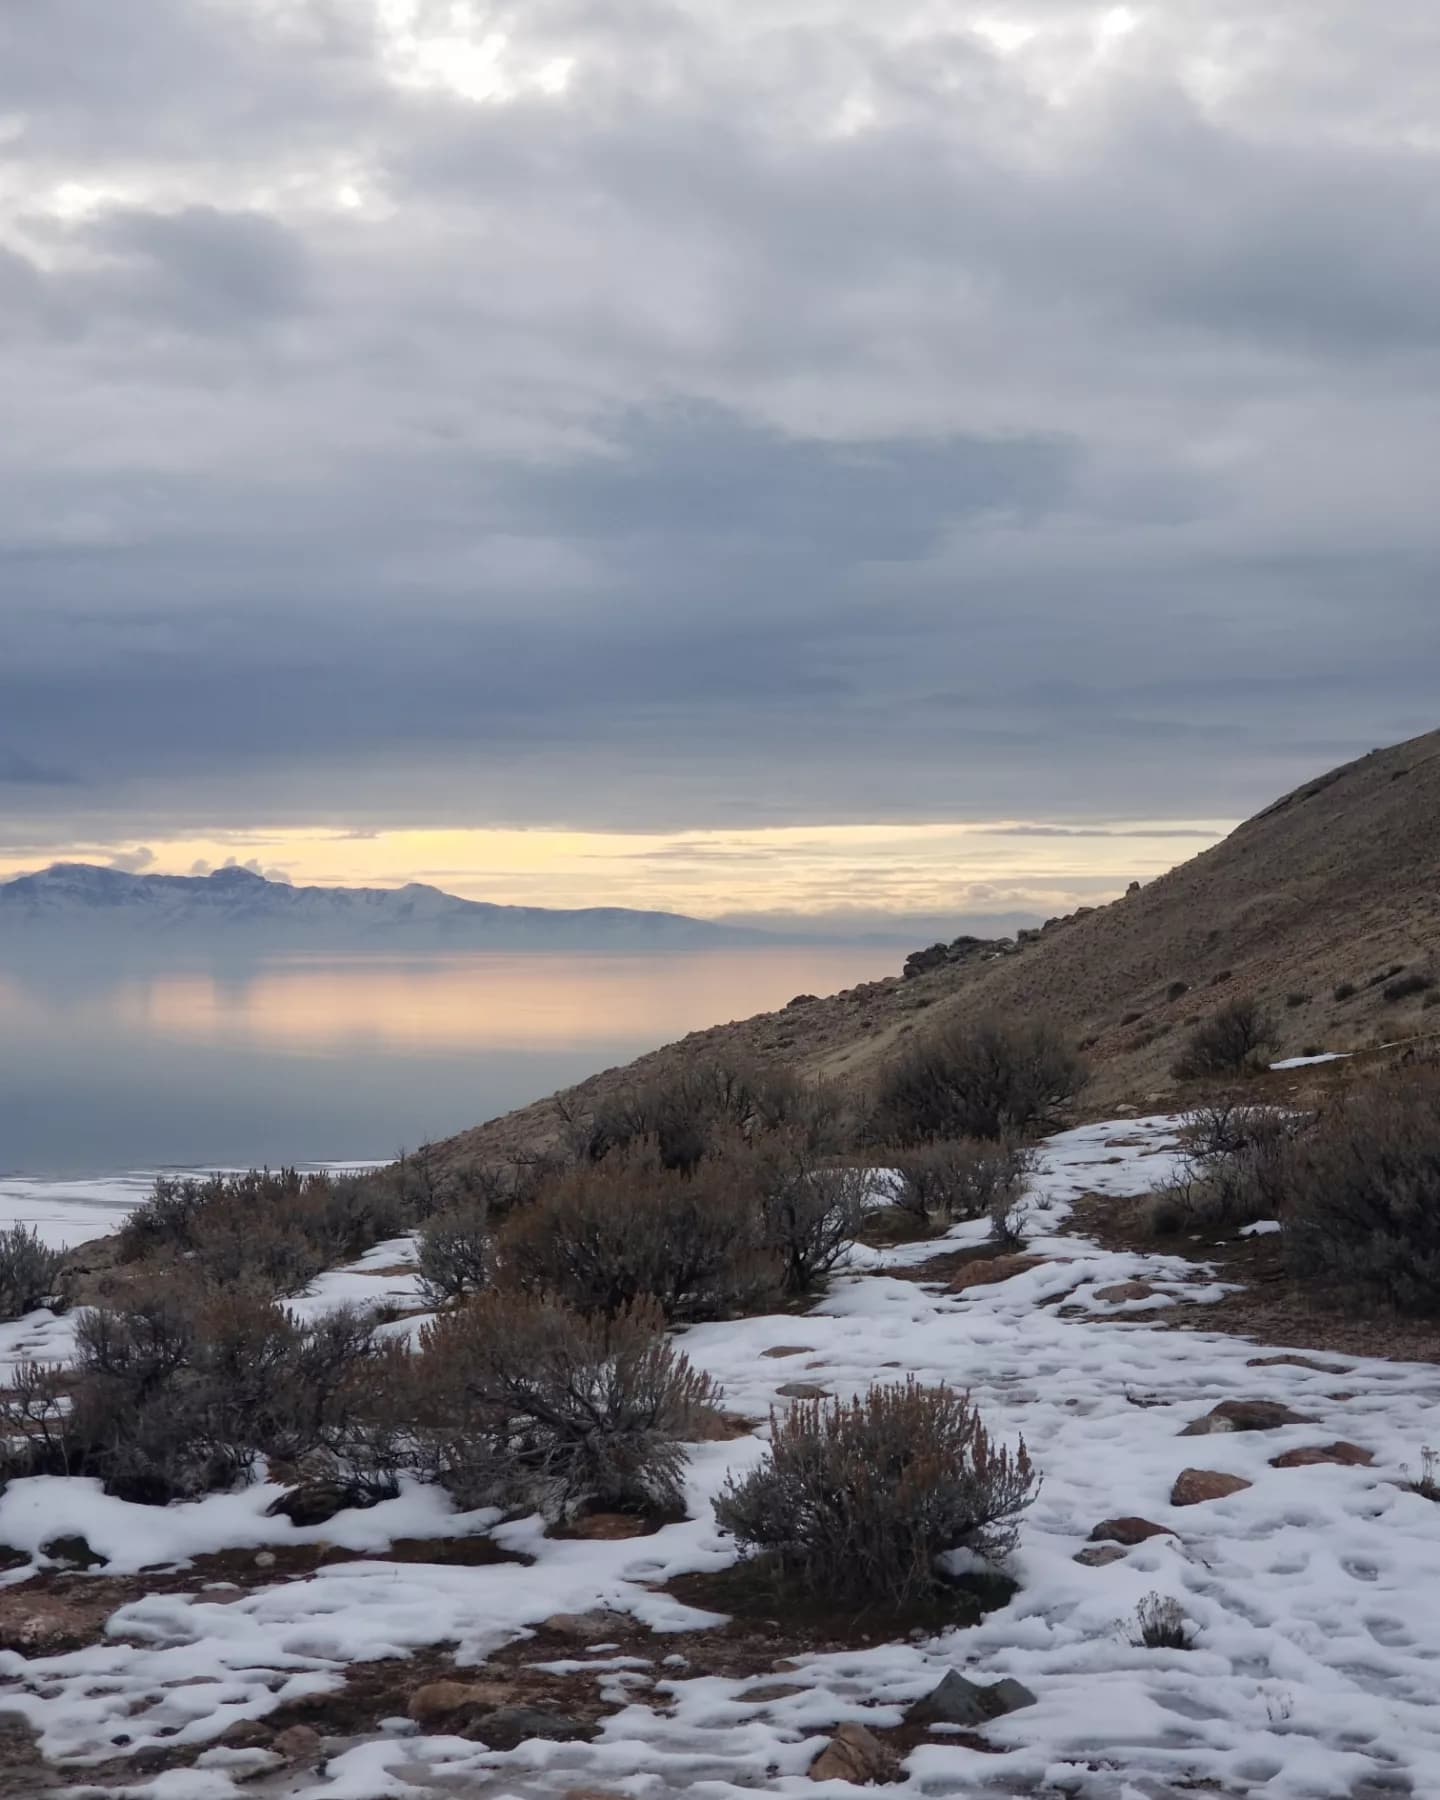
1284 1070 1440 1314
887 1140 1034 1224
1132 1592 1195 1650
1149 1104 1305 1236
988 1188 1032 1251
0 1227 66 1320
750 1137 868 1295
1170 997 1278 1079
496 1147 780 1321
417 1199 493 1305
714 1380 1037 1607
0 1360 75 1486
414 1293 717 1516
874 1016 1087 1145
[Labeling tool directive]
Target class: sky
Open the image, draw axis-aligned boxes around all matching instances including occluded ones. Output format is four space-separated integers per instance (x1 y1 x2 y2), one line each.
2 1 1437 929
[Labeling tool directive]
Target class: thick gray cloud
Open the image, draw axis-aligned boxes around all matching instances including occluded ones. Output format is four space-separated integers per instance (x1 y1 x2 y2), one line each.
1 0 1438 848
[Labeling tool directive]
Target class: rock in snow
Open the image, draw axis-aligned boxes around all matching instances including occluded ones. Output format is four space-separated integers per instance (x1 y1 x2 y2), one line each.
1179 1397 1314 1435
1171 1467 1255 1506
903 1668 1038 1727
808 1723 897 1783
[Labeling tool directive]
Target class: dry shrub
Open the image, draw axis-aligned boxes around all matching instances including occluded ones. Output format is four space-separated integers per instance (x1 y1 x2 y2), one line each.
417 1199 493 1305
715 1381 1036 1608
1383 972 1436 1004
749 1136 869 1295
988 1186 1032 1250
886 1140 1034 1224
413 1293 717 1517
576 1054 849 1172
2 1287 393 1505
1148 1103 1303 1235
496 1147 780 1321
1133 1592 1195 1650
118 1169 409 1296
1170 997 1278 1079
874 1016 1087 1145
0 1226 66 1321
1284 1070 1440 1314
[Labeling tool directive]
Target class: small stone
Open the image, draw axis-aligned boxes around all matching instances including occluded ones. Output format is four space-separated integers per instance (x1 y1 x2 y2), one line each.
1248 1354 1347 1373
808 1723 897 1784
1094 1281 1159 1304
1088 1516 1173 1546
218 1721 275 1751
1270 1442 1374 1469
777 1383 830 1400
254 1550 277 1569
1180 1399 1314 1436
1074 1545 1129 1567
40 1534 103 1570
761 1345 815 1359
272 1724 322 1764
407 1680 512 1725
541 1608 632 1641
1171 1468 1253 1507
741 1682 809 1703
265 1479 361 1528
948 1253 1046 1292
466 1704 590 1750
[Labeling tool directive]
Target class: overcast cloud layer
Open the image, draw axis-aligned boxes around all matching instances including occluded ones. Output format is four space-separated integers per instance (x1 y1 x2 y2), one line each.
2 0 1438 853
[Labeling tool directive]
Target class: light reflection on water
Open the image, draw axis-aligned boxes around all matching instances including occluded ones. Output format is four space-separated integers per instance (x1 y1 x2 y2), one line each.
0 946 897 1175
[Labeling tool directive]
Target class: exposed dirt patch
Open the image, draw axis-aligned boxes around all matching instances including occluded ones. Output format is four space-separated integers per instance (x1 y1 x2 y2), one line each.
1068 1193 1440 1364
664 1559 1018 1655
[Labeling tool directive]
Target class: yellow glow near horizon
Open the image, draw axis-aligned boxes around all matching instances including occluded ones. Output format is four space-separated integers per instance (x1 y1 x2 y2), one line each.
1 818 1234 922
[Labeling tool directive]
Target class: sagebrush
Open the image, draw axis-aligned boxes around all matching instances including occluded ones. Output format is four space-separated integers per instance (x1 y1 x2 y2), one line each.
412 1293 717 1516
713 1380 1037 1607
496 1147 780 1321
0 1226 66 1321
1170 997 1277 1080
874 1016 1087 1145
886 1139 1033 1224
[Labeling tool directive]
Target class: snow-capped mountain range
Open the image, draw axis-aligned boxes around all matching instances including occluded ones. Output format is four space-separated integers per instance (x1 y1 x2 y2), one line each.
0 863 779 950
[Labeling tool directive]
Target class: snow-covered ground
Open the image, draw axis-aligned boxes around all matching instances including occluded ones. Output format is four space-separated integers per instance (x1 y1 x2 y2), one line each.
0 1163 390 1253
4 1117 1440 1798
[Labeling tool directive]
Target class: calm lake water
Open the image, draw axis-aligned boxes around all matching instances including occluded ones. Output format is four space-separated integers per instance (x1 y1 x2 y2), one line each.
0 947 899 1176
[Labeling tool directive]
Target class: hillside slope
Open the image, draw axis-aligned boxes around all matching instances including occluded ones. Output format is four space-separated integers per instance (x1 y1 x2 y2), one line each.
432 729 1440 1168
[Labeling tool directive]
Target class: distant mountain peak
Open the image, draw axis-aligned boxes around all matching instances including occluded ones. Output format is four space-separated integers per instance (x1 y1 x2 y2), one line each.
0 861 784 950
207 865 267 885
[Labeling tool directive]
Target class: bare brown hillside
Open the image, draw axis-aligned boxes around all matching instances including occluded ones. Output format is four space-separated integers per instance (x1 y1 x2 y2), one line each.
431 729 1440 1170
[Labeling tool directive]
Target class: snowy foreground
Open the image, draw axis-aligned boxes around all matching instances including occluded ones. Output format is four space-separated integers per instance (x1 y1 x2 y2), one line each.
3 1120 1440 1798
